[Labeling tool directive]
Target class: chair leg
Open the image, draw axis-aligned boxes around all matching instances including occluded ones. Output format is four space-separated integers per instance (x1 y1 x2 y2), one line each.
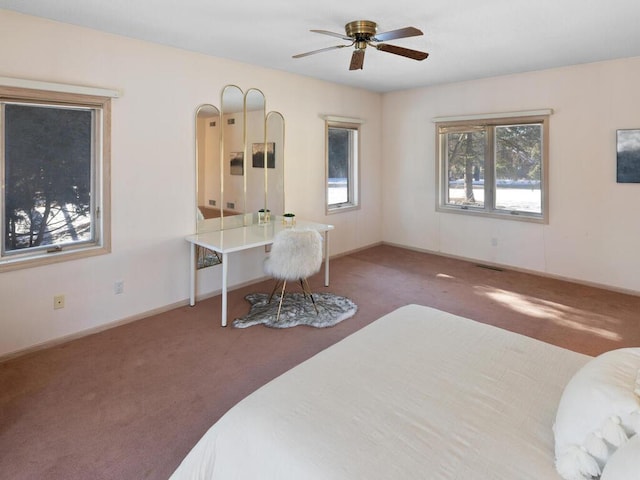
275 280 287 323
299 279 307 298
268 279 282 304
302 278 319 314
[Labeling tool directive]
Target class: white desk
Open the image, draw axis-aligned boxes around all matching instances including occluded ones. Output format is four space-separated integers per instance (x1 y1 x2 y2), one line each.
186 219 335 327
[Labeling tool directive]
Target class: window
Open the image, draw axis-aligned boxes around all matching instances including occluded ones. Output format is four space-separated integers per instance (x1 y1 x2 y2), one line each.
325 118 361 213
436 111 549 223
1 84 112 271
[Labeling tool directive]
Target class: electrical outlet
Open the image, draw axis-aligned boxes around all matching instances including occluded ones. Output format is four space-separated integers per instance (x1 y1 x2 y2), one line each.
208 199 216 206
114 280 124 295
226 202 235 209
53 295 65 309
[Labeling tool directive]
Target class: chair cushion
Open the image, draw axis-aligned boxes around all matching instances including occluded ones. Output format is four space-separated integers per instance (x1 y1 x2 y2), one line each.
264 229 323 280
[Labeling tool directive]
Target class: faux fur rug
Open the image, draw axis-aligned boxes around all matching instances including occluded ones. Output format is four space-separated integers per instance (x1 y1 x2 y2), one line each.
233 292 357 329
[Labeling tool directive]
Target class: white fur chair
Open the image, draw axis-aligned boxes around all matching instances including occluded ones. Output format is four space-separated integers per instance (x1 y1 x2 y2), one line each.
264 229 323 322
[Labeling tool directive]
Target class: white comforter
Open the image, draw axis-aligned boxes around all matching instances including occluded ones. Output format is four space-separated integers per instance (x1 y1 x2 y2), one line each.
171 304 589 479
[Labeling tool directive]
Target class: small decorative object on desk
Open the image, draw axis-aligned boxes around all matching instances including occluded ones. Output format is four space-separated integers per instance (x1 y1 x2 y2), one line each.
258 209 271 225
282 212 296 227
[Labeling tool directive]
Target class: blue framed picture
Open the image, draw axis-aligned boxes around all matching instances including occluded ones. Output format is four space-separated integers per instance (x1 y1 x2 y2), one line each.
617 129 640 183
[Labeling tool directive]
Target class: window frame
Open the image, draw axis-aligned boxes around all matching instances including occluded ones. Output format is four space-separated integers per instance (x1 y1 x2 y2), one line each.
0 85 112 272
435 112 550 224
325 117 362 214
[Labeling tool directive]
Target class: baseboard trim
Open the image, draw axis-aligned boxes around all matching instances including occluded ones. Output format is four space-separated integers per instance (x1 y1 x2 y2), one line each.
12 239 627 363
0 275 279 363
381 241 640 298
330 241 383 259
0 299 190 363
192 275 272 302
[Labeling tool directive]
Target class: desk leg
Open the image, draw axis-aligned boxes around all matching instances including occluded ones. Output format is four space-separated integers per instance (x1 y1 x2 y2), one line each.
189 243 196 306
324 231 330 287
221 253 228 327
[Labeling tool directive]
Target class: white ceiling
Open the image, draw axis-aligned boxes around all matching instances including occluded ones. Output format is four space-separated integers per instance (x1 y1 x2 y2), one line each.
3 0 640 93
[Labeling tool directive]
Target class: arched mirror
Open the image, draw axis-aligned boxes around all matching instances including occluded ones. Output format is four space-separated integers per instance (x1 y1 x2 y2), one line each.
221 85 245 229
194 85 285 238
244 88 266 218
266 111 285 216
194 103 223 268
195 104 221 233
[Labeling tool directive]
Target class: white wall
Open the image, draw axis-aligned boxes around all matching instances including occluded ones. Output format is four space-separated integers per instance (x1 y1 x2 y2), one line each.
382 58 640 293
0 10 383 357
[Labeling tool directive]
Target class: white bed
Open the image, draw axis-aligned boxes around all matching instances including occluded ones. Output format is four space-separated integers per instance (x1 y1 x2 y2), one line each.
171 304 590 479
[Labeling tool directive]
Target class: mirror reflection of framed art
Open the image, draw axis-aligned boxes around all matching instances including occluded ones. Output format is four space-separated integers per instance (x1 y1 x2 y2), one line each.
252 142 275 168
230 152 243 176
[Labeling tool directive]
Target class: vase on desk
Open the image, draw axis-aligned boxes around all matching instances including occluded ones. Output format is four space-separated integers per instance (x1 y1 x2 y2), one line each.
258 209 271 225
282 213 296 227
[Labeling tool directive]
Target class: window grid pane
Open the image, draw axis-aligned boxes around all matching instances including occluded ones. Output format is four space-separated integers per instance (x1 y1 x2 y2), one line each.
2 102 98 256
437 115 547 222
494 124 542 214
327 125 357 209
444 130 486 208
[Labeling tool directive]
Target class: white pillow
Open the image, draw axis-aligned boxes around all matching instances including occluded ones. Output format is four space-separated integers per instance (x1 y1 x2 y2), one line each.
553 348 640 480
600 434 640 480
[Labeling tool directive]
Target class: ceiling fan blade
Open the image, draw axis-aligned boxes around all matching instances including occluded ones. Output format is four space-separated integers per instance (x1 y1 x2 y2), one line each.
372 26 423 42
376 43 429 61
349 49 365 70
310 29 352 41
292 44 348 59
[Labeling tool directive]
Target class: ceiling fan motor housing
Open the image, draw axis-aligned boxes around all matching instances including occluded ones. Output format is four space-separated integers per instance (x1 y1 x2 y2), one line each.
345 20 377 41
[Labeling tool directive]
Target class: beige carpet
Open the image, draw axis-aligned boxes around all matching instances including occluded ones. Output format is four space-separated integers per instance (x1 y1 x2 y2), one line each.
2 245 640 479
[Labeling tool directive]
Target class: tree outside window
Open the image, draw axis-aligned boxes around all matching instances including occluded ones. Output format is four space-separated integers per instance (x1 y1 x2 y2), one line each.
1 87 111 271
4 104 94 252
326 119 360 213
437 114 548 222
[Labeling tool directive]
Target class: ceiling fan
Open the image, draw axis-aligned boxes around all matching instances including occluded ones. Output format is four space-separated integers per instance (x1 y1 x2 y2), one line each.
293 20 429 70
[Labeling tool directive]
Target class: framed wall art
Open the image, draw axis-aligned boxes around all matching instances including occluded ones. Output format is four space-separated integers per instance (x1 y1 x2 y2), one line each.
616 129 640 183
